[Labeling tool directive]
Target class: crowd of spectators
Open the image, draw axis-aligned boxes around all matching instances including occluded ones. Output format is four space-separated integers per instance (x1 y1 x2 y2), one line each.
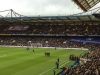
0 37 65 46
58 46 100 75
0 36 98 49
69 54 79 61
0 24 100 35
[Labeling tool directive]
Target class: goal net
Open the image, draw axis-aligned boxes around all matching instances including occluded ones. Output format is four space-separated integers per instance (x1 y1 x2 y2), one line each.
31 43 42 47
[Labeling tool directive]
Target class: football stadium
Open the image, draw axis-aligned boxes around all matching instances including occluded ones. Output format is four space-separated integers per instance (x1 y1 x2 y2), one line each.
0 0 100 75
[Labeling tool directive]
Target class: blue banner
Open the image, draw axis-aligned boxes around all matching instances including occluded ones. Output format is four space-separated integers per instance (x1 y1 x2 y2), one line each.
68 38 100 44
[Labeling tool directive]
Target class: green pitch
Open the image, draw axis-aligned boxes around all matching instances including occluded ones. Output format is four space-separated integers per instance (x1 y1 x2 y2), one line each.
0 47 88 75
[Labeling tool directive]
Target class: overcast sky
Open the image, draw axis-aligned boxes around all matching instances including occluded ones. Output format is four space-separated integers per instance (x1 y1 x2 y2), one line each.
0 0 100 17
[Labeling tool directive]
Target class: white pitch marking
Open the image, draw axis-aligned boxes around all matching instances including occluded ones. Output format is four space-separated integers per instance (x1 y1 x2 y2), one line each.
39 61 70 75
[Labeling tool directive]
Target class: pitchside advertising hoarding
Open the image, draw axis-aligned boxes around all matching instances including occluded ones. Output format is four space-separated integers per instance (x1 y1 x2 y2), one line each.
68 38 100 44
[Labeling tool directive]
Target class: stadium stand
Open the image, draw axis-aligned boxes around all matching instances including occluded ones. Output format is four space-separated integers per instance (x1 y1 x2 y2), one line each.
0 24 100 35
0 9 100 75
57 46 100 75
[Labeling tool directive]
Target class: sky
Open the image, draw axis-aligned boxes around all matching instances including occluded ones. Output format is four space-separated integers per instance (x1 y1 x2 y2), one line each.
0 0 100 17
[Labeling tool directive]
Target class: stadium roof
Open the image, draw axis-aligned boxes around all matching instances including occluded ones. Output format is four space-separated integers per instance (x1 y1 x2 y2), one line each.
0 9 100 23
72 0 100 11
0 15 99 23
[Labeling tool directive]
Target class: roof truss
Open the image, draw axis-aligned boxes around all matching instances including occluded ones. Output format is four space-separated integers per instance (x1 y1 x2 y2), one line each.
72 0 100 11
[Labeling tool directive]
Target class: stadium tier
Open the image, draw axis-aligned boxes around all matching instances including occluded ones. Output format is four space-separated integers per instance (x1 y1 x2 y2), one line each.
0 36 99 48
0 9 100 36
0 24 100 36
